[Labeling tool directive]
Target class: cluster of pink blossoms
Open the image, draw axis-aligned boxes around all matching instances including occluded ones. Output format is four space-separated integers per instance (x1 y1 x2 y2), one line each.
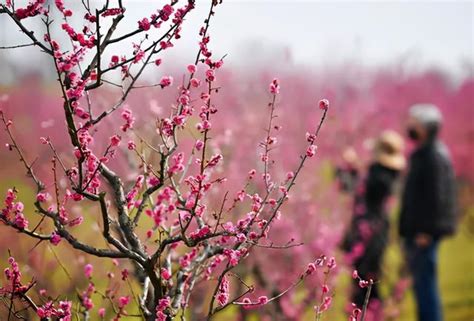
2 257 72 319
1 189 28 230
81 282 95 311
61 23 96 49
1 257 30 295
0 0 339 319
215 275 230 306
155 297 171 321
54 0 72 17
121 109 135 132
37 301 72 321
352 269 374 289
14 0 47 20
137 3 176 32
304 256 337 315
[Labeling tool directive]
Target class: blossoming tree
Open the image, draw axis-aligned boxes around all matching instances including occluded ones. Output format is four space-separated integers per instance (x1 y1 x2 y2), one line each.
0 1 336 320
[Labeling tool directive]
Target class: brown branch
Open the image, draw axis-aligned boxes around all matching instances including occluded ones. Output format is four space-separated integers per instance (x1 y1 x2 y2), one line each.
0 217 51 240
0 5 53 55
0 111 44 192
0 43 36 49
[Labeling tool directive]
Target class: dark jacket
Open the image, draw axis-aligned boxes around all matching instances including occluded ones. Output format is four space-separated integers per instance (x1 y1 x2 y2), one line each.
342 163 400 305
399 140 457 239
342 163 399 273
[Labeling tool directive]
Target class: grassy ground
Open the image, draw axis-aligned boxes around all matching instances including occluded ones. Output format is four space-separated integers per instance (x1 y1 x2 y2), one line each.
325 206 474 321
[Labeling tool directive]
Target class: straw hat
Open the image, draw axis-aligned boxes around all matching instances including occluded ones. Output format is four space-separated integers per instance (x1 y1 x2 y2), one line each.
373 130 406 171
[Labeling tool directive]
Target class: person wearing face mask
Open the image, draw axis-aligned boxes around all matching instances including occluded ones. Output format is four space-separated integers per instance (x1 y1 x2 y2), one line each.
399 104 458 321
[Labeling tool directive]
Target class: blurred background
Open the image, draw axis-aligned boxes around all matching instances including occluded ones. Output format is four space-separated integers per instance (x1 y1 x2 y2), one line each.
0 1 473 320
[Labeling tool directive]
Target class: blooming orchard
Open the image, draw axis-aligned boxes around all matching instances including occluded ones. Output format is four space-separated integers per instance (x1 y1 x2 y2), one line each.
0 1 337 320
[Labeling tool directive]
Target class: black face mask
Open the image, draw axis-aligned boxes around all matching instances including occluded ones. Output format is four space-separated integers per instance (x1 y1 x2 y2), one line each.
407 128 419 141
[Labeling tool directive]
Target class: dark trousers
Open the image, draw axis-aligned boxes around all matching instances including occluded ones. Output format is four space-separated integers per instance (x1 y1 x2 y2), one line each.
405 239 443 321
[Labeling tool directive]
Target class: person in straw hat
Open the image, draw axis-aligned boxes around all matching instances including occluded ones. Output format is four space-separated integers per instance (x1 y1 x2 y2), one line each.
341 130 406 318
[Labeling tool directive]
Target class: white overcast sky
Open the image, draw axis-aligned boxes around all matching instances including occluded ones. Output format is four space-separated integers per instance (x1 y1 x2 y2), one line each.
0 0 473 77
192 0 473 73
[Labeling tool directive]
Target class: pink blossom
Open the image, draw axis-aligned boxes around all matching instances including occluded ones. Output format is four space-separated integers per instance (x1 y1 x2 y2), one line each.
110 135 121 147
236 233 247 243
36 192 49 202
190 77 201 87
71 193 84 201
352 270 359 279
350 307 362 321
359 280 369 288
84 264 93 278
306 144 318 157
306 132 316 143
248 169 256 179
156 297 171 321
258 296 269 305
74 107 90 120
241 298 252 308
82 296 93 310
110 55 119 65
50 232 62 246
68 216 83 227
187 64 197 73
127 140 136 150
59 300 72 318
306 263 316 275
138 17 151 31
159 76 173 88
55 0 65 11
206 69 215 81
327 257 337 269
320 296 332 312
195 140 204 151
121 109 135 132
118 296 130 308
318 98 329 110
178 94 190 106
160 40 173 50
121 269 129 280
190 225 211 240
160 4 174 20
160 268 171 280
14 213 28 229
14 0 45 20
148 176 160 187
269 78 280 94
101 8 124 17
98 308 106 318
286 171 295 180
84 13 97 22
156 311 166 321
158 296 170 310
215 276 230 306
